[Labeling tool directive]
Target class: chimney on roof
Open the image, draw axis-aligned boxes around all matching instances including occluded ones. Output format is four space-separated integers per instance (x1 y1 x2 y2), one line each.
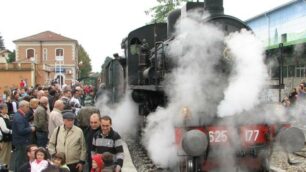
204 0 224 15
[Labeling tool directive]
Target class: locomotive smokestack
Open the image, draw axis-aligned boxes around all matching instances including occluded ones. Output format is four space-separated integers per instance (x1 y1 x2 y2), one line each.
167 9 181 38
204 0 224 15
167 2 204 38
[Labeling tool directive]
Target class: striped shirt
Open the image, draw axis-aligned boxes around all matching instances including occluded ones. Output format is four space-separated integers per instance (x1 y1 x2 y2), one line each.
92 128 124 167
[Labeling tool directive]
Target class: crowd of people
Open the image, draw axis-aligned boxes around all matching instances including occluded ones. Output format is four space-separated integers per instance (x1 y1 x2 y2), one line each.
282 80 306 107
0 81 124 172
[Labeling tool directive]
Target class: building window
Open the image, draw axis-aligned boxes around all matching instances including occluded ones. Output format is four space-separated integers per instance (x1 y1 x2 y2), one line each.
288 65 295 77
55 48 64 62
56 48 64 56
26 49 35 59
295 65 306 77
43 48 48 61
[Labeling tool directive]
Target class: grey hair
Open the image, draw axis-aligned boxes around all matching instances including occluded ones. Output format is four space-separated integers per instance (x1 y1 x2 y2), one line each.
19 100 30 107
39 96 49 104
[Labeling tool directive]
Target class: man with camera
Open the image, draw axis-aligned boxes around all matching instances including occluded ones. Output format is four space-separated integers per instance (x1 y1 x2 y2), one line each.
70 86 82 115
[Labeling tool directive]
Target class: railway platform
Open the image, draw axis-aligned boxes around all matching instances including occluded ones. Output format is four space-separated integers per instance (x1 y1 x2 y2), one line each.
122 141 137 172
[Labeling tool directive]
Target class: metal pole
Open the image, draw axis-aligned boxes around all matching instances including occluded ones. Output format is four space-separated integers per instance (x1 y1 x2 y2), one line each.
279 43 284 102
59 61 61 88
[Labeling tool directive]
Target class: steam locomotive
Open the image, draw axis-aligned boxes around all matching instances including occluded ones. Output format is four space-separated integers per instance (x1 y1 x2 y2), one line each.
101 0 306 171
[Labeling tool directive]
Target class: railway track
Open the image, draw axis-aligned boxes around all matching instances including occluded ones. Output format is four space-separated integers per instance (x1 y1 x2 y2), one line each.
126 138 169 172
126 139 306 172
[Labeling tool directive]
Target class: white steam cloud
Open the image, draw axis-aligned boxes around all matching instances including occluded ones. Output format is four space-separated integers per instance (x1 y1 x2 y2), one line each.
217 30 268 117
143 10 270 169
142 106 178 168
143 11 227 169
95 91 139 138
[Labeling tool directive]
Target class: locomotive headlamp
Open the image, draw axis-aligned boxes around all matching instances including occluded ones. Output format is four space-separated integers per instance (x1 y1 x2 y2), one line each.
181 106 192 120
223 47 234 63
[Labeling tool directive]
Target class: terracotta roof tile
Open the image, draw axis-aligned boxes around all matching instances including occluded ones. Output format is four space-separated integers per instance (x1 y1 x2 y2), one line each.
14 31 76 42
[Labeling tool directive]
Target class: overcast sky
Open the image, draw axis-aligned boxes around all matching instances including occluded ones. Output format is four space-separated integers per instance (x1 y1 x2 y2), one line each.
1 0 292 72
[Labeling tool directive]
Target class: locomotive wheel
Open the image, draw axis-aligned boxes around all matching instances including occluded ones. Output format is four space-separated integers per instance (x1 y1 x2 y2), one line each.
258 157 270 172
256 149 271 172
180 157 198 172
187 158 194 172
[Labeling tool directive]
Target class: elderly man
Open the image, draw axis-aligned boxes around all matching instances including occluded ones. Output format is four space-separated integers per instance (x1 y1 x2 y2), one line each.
36 90 45 99
48 99 65 138
12 100 35 172
77 106 100 131
25 98 39 122
48 111 86 172
33 96 49 147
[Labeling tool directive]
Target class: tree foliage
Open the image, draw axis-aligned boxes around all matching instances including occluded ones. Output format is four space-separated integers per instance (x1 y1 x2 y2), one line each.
146 0 188 23
0 35 5 50
7 50 15 63
78 45 92 78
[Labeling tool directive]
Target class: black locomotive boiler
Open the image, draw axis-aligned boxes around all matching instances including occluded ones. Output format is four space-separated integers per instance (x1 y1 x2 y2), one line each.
101 0 305 171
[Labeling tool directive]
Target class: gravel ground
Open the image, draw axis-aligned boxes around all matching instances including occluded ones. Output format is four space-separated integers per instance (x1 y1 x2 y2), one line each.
270 146 306 172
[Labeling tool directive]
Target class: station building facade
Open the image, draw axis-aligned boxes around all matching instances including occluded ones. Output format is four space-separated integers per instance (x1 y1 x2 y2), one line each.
246 0 306 100
13 31 79 87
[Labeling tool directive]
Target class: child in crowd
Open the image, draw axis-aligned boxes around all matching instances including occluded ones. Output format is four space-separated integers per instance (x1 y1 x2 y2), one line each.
52 152 70 172
31 147 50 172
91 154 104 172
102 152 115 172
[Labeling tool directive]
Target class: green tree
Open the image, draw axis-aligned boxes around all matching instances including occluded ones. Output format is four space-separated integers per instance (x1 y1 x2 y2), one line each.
146 0 188 23
0 34 5 50
78 45 92 78
7 50 15 63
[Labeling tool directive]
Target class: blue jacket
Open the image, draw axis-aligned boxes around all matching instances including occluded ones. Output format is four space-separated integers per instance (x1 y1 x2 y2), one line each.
12 110 32 145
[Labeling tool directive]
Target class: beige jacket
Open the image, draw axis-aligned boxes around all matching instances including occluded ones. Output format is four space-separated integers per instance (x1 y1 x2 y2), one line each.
48 125 86 164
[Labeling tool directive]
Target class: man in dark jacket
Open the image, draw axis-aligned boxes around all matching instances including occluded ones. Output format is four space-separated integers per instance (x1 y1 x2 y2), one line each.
33 96 49 147
86 113 101 171
18 144 38 172
12 100 35 172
